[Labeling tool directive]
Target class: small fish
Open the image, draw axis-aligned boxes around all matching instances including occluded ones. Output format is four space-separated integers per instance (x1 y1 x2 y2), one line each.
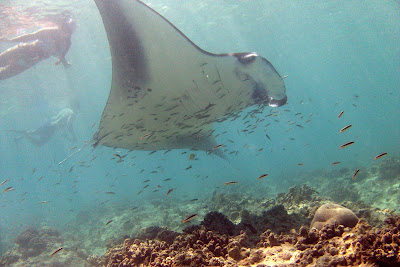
68 146 77 151
50 247 64 257
212 144 224 150
143 184 149 189
32 168 36 174
105 220 113 226
298 163 304 166
113 154 122 159
340 141 354 149
185 165 192 170
68 166 74 173
105 191 115 195
0 179 10 187
182 214 198 223
331 162 341 165
3 186 14 193
140 133 152 140
164 178 171 181
223 181 238 185
130 207 138 211
166 188 174 195
38 176 44 181
188 153 196 160
282 75 289 79
265 134 271 140
38 201 49 204
374 152 388 160
337 111 344 119
137 189 143 195
352 169 360 180
257 174 268 180
339 125 352 133
190 198 198 202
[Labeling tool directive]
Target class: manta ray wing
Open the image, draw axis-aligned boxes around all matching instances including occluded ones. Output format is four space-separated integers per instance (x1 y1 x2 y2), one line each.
94 0 287 156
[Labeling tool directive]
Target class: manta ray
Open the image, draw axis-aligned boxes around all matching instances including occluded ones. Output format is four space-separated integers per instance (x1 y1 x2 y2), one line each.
93 0 287 157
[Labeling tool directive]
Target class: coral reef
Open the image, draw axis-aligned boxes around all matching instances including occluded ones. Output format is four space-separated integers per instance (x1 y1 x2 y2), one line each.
135 226 178 245
276 184 317 208
97 204 400 267
201 211 235 236
379 157 400 181
0 226 87 267
101 229 235 266
14 228 48 258
328 184 360 203
310 203 359 230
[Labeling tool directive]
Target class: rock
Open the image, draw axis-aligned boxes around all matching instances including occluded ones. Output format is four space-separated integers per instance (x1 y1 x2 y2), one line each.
310 203 358 230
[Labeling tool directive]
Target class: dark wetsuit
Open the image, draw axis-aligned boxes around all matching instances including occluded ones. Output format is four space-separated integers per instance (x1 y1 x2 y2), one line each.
23 118 57 146
13 108 76 146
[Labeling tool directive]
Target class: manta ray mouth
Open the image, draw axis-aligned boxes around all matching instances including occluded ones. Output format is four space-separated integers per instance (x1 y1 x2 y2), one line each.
252 82 287 107
268 95 287 107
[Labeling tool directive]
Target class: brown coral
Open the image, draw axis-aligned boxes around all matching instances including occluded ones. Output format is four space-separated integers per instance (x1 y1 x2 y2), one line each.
310 203 359 230
103 228 239 266
98 205 400 267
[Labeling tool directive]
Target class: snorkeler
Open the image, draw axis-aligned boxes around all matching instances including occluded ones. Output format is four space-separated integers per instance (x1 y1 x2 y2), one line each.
10 108 77 146
0 13 76 80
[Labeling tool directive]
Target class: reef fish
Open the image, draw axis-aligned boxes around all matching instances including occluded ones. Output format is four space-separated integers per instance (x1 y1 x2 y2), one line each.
182 214 198 223
352 169 360 180
3 186 14 193
340 141 354 149
374 152 387 160
93 0 287 158
257 174 268 180
223 181 238 185
0 179 10 187
50 247 64 257
339 125 352 133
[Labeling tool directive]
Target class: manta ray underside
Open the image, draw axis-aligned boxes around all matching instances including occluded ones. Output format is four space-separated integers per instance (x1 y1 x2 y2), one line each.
93 0 287 157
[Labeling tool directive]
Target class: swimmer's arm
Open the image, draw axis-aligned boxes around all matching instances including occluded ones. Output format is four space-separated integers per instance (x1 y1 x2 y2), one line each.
54 57 71 68
4 28 58 43
55 38 72 68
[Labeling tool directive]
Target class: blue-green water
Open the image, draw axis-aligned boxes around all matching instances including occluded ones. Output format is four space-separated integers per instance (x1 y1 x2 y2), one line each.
0 0 399 260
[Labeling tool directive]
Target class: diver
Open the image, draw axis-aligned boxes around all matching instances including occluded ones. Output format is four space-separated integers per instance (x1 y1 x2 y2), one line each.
0 13 76 80
11 108 77 146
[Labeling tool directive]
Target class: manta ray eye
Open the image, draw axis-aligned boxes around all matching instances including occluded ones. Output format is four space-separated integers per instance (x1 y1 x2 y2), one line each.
236 53 258 65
